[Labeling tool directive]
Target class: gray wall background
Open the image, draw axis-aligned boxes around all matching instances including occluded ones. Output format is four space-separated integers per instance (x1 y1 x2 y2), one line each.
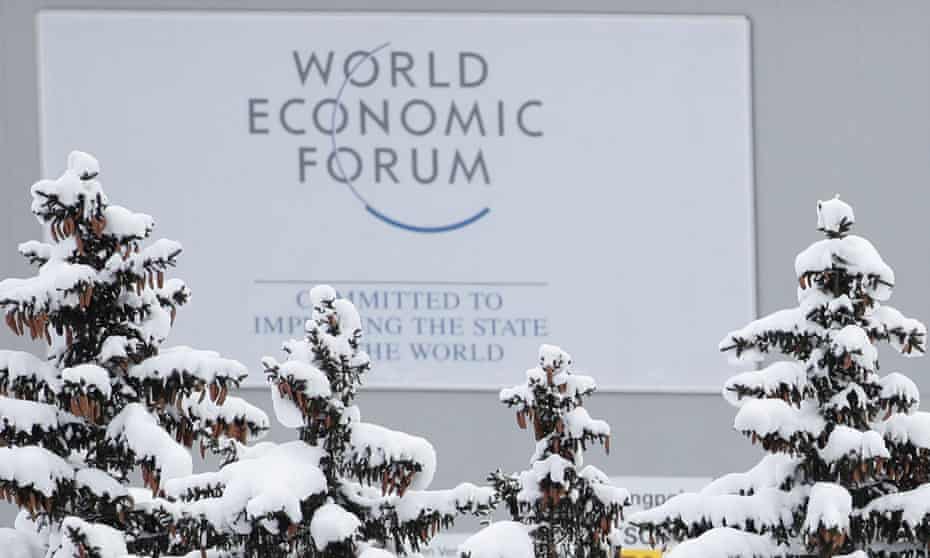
2 0 930 530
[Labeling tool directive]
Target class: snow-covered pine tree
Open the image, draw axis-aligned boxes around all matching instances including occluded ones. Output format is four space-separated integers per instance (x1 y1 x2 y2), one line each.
461 344 629 558
630 197 930 557
156 285 495 558
0 152 268 558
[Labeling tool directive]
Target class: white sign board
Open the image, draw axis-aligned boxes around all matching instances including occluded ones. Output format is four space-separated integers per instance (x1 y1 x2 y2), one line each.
38 12 755 389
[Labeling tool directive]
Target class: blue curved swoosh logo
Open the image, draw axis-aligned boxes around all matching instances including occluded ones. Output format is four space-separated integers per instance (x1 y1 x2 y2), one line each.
329 41 490 234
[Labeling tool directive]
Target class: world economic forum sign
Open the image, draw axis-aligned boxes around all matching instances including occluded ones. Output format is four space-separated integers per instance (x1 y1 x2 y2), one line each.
37 12 755 390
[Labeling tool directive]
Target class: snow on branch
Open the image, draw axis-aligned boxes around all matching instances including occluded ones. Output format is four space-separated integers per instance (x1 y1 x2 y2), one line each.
74 468 128 503
180 393 269 447
100 238 182 287
579 465 631 511
0 445 131 524
101 205 154 242
554 370 597 399
865 305 927 357
0 446 74 518
163 441 328 548
629 487 806 547
499 370 534 402
722 361 810 408
61 364 110 424
818 426 889 485
17 240 56 267
819 426 888 464
802 483 851 554
719 308 821 363
734 399 825 454
341 480 495 551
105 403 192 493
829 325 878 373
346 422 437 494
130 346 248 393
310 502 360 552
0 260 96 317
48 516 127 558
877 372 920 416
699 454 800 497
0 397 62 437
336 480 496 552
264 357 332 429
855 483 930 544
816 197 855 236
873 412 930 488
30 152 104 218
562 406 610 449
0 397 91 457
0 351 60 401
795 233 894 302
62 364 110 398
879 412 930 451
390 483 496 525
874 412 930 482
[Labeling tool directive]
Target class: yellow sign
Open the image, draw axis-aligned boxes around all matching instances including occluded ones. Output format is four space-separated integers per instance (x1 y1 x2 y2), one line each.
620 550 662 558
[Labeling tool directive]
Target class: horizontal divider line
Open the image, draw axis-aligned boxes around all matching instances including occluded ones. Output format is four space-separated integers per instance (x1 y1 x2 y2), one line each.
237 384 721 395
254 279 549 287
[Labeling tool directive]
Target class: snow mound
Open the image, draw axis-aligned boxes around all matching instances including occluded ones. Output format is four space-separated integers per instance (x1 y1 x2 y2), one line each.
459 521 534 558
358 545 396 558
0 528 44 558
665 527 781 558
